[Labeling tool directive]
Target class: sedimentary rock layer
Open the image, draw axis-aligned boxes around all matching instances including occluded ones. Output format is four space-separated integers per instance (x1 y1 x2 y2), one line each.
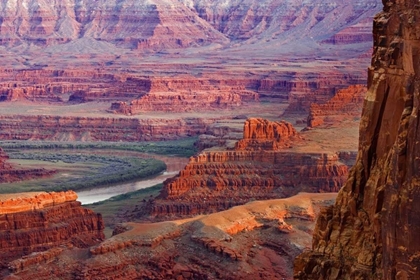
110 79 259 114
147 119 349 218
294 1 420 279
307 85 367 127
0 191 104 270
0 0 378 49
0 115 219 142
3 193 336 280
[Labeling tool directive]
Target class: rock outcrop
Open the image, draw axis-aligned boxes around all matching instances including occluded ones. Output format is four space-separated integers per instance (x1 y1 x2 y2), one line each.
110 79 259 114
143 118 350 218
294 1 420 279
307 85 367 127
3 193 336 280
0 191 104 272
235 118 298 150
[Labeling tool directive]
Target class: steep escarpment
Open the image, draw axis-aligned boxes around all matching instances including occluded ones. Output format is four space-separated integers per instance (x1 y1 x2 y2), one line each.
295 1 420 279
144 118 350 218
0 115 219 142
0 191 104 272
307 85 367 127
0 0 378 49
0 0 227 49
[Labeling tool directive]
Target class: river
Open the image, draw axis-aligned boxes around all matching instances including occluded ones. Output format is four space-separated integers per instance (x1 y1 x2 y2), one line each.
77 154 189 205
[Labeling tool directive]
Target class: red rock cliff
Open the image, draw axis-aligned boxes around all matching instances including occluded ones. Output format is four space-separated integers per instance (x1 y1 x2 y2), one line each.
0 191 104 271
147 118 349 218
294 1 420 279
307 85 367 127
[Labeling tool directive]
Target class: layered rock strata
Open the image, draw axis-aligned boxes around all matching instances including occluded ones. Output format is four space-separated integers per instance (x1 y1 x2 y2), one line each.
307 85 367 127
4 193 336 280
110 89 258 114
294 1 420 279
147 118 350 218
0 115 219 142
0 0 378 49
0 191 104 272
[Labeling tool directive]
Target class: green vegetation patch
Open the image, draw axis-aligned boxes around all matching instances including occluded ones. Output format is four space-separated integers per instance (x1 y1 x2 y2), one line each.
0 150 166 193
0 137 198 157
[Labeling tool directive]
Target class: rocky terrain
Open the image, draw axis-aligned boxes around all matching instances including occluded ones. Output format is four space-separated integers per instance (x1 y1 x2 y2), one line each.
134 118 351 219
0 147 55 183
3 192 336 280
0 191 104 276
0 0 391 279
307 85 367 128
0 1 381 146
294 0 420 279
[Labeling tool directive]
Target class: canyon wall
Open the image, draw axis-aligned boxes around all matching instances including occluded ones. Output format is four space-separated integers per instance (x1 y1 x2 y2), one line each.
0 115 219 142
3 193 336 280
307 85 367 127
0 191 104 272
294 1 420 279
146 118 351 218
0 0 378 49
110 78 259 114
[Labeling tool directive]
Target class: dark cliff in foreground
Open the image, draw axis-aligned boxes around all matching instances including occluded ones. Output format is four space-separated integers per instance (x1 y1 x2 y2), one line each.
294 0 420 279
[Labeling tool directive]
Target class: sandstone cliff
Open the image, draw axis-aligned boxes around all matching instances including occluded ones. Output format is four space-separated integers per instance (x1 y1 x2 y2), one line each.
0 191 104 272
144 118 350 218
307 85 367 127
294 1 420 279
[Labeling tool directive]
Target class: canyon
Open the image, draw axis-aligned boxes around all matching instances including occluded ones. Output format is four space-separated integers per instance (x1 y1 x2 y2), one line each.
294 0 420 279
0 0 396 279
142 118 351 219
2 192 336 279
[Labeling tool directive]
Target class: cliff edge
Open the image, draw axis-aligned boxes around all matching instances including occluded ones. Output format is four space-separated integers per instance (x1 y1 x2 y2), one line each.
294 1 420 279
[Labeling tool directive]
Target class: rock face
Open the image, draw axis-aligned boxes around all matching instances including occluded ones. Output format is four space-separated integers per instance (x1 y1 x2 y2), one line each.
145 118 350 218
0 0 378 49
0 115 219 142
294 1 420 279
3 193 336 280
236 118 298 150
110 79 259 114
307 85 367 127
0 191 104 272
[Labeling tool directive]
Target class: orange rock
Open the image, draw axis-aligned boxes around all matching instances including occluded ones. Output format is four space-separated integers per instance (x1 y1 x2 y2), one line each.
307 85 367 127
0 192 104 266
146 119 349 218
